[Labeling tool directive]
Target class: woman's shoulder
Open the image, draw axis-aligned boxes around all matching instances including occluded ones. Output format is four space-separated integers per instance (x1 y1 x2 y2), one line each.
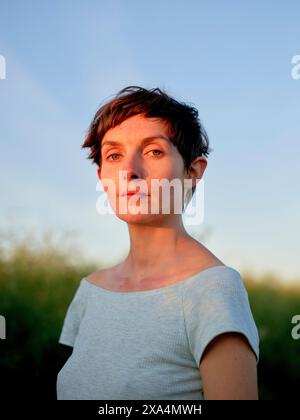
181 263 252 320
85 266 114 288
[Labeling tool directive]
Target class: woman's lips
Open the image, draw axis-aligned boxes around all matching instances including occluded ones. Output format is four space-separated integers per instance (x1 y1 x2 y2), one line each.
120 192 149 197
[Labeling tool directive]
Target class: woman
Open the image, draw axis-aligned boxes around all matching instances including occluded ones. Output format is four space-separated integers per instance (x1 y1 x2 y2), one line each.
56 86 260 400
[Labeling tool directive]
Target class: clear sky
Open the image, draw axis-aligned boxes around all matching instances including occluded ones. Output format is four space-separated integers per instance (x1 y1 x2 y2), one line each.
0 0 299 282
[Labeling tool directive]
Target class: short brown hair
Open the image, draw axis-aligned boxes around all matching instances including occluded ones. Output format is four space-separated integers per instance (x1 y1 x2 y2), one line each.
82 85 212 199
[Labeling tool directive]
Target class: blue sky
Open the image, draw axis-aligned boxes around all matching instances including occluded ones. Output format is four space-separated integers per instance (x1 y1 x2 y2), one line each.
0 0 299 282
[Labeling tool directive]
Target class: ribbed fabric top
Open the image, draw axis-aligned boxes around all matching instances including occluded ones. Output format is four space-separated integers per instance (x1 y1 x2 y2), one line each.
56 265 260 400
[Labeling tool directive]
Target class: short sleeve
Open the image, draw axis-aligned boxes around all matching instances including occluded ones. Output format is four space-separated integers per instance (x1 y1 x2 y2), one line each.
58 279 88 347
183 267 260 367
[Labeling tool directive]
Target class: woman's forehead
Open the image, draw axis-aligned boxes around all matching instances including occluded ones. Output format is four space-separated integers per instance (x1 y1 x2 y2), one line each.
102 114 172 140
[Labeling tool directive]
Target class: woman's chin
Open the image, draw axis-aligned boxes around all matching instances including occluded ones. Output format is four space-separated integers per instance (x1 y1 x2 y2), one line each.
115 207 170 225
115 211 158 224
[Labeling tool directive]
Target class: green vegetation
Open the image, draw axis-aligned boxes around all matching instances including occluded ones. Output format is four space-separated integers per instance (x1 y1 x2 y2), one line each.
0 232 299 399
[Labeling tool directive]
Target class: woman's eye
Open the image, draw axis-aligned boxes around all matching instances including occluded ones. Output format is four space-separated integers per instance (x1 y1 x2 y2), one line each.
106 153 120 161
148 149 163 157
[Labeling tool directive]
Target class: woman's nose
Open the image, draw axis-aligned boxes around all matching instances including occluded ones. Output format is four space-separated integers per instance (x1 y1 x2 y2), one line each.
120 154 144 182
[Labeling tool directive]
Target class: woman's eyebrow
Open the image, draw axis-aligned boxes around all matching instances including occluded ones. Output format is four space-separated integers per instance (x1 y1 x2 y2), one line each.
101 135 170 149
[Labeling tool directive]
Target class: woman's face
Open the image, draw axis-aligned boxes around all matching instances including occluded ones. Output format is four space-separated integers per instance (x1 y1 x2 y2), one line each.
97 114 205 225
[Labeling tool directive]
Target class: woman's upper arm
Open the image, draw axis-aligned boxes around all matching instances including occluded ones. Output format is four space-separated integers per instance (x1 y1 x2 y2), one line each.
199 332 259 400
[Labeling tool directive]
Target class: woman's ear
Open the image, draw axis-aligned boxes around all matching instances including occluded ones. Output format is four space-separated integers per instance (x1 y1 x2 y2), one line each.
97 166 101 181
187 156 207 190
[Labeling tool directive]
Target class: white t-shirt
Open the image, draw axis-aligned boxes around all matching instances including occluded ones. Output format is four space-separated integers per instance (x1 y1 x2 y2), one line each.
57 265 260 400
